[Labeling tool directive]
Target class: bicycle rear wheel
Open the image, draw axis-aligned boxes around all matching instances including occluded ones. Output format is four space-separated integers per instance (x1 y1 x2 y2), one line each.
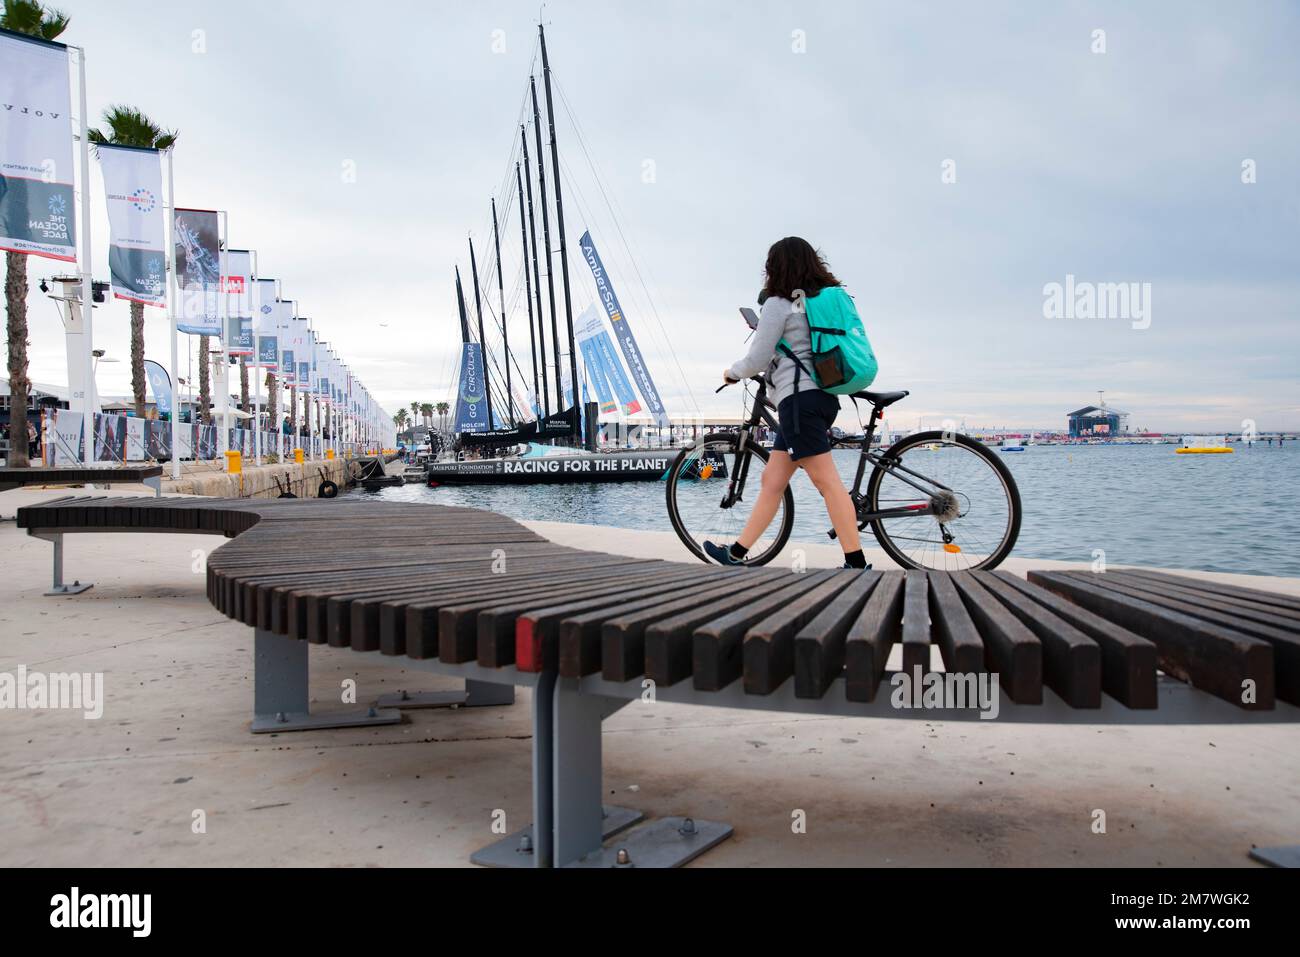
865 430 1021 570
665 434 795 566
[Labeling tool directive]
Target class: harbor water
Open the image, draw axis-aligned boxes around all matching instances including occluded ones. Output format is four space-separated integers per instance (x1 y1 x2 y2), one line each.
348 442 1300 578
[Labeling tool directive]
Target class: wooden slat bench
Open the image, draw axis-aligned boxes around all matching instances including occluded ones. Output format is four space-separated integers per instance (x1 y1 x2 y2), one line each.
15 496 1300 868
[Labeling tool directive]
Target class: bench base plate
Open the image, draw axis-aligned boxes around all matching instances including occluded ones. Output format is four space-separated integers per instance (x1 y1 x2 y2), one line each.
1249 845 1300 868
565 816 733 868
471 805 644 868
251 706 403 734
45 582 93 596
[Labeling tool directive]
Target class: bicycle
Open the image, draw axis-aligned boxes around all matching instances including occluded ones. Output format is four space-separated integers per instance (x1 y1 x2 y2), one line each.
664 376 1022 570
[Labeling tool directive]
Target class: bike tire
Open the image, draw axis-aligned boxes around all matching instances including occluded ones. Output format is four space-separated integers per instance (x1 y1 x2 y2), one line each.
865 429 1022 571
665 433 795 566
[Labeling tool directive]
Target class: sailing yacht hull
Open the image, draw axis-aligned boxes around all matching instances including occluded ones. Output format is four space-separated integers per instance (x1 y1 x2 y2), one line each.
427 451 676 485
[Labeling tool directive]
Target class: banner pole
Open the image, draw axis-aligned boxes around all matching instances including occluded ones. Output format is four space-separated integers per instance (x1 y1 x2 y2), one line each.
165 148 180 481
75 46 95 468
217 212 229 458
252 251 261 467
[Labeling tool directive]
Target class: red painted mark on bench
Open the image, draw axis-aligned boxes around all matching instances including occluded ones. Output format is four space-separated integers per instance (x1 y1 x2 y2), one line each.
516 617 542 672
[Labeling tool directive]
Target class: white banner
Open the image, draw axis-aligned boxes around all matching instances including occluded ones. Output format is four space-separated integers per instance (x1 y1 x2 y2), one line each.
98 144 166 307
173 207 221 335
223 249 253 354
0 32 76 261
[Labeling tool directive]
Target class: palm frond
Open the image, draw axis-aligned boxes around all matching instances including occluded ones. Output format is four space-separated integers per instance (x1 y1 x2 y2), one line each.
92 104 179 150
1 0 68 39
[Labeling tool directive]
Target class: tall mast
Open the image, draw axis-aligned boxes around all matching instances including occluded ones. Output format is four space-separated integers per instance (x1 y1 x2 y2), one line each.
516 161 541 417
531 76 563 413
454 265 470 342
468 236 494 428
540 23 581 438
522 124 549 417
491 197 515 424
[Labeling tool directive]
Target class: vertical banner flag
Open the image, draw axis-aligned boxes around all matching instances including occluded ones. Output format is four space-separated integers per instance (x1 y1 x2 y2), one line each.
254 279 277 367
575 304 641 416
98 145 166 306
223 250 253 355
173 207 221 334
454 342 488 433
143 358 172 418
578 231 668 425
0 31 76 261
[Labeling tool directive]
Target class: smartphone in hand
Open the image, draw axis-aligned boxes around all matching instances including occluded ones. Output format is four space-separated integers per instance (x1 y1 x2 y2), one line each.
739 306 760 330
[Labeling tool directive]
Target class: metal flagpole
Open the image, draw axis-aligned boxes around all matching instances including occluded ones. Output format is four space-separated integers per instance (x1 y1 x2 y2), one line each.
252 251 261 467
74 46 95 467
164 148 181 480
217 212 230 459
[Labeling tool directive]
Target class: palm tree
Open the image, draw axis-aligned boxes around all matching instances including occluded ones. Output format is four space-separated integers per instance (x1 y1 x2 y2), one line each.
87 106 177 418
420 402 434 430
435 401 450 432
2 1 70 468
393 408 408 432
197 337 211 423
238 356 249 412
409 401 419 432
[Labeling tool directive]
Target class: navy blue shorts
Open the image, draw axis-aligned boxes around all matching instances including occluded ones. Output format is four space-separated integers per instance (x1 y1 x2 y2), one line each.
771 390 840 461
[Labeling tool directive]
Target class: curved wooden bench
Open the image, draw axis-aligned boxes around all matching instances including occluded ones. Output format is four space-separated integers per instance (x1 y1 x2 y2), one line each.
16 495 1300 867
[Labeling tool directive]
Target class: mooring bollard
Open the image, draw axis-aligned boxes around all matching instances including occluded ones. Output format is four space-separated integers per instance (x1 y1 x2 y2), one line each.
225 451 242 474
294 448 304 464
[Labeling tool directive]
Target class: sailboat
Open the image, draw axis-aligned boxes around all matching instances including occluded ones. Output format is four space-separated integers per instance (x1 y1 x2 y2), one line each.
424 23 706 487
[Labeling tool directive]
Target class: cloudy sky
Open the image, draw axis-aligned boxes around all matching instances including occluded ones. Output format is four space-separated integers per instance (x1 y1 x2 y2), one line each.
13 0 1300 431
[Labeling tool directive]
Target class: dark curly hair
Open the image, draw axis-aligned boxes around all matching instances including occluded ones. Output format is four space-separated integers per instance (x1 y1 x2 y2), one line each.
760 237 841 303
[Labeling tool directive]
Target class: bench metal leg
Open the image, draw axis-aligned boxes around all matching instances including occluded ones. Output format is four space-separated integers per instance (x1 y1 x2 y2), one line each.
470 674 640 868
143 476 162 498
43 533 93 596
551 680 731 869
251 627 402 733
375 679 515 711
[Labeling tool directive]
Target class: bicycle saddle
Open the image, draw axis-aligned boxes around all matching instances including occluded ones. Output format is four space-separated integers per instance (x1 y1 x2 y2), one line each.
854 389 909 407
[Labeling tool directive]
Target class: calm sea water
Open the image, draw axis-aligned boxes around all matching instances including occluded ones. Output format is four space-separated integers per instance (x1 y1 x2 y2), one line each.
348 442 1300 578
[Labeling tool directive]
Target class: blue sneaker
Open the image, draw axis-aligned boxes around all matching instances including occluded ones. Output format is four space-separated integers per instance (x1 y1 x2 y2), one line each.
703 540 745 566
842 562 874 570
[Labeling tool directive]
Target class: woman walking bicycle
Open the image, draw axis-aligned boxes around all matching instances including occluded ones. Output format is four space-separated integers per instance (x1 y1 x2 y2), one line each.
704 237 877 569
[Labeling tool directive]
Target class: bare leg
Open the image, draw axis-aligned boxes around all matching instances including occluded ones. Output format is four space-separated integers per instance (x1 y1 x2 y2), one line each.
736 450 797 549
798 452 861 553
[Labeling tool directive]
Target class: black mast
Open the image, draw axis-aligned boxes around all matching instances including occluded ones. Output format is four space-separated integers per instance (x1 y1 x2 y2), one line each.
491 197 515 424
515 161 541 417
454 265 470 342
540 23 581 439
521 125 549 417
531 76 564 415
468 236 494 428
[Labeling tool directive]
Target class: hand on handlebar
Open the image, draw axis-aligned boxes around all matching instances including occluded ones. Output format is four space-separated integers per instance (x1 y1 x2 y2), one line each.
717 370 741 393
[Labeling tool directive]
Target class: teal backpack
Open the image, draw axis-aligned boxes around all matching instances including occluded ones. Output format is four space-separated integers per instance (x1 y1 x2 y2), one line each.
778 286 878 395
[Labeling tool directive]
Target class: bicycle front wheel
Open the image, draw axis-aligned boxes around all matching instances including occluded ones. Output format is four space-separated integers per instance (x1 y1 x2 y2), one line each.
865 430 1021 571
665 434 794 566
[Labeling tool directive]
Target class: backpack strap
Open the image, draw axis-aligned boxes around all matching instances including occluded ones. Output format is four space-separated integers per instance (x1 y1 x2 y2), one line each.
777 342 808 435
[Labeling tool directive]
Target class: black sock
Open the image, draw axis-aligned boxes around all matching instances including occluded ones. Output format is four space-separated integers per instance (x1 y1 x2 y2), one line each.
844 549 867 568
729 542 749 559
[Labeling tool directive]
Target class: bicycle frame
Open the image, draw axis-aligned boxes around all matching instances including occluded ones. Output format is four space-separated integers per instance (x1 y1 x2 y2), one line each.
721 377 953 523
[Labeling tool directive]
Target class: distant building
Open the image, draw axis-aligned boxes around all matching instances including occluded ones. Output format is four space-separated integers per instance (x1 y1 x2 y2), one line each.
1068 404 1130 437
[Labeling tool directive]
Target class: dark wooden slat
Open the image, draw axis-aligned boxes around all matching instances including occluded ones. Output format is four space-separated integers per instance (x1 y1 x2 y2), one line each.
1028 571 1274 710
901 570 931 675
973 572 1100 708
793 572 882 699
598 569 780 682
742 572 861 694
557 575 742 678
1121 568 1300 614
1059 572 1299 707
844 571 905 702
438 561 664 663
1107 572 1300 631
692 570 842 692
992 572 1157 709
926 572 985 674
950 572 1042 704
491 566 707 670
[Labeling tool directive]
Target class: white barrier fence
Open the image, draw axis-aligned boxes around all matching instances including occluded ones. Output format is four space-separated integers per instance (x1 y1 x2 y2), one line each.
41 409 366 466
